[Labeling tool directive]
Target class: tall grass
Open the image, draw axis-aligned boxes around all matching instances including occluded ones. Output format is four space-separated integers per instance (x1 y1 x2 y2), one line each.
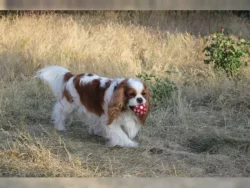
0 11 249 81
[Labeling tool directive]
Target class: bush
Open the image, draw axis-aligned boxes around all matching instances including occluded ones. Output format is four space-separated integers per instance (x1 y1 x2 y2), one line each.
203 28 250 78
136 73 177 105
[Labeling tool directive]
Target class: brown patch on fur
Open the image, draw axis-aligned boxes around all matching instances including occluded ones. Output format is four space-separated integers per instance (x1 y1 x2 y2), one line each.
63 88 73 103
107 80 129 125
137 84 151 125
125 88 137 98
87 73 93 76
74 75 111 116
62 72 74 103
63 72 74 82
77 73 86 78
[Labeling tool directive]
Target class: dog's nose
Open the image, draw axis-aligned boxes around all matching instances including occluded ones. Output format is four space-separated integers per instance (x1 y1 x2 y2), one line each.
136 97 143 104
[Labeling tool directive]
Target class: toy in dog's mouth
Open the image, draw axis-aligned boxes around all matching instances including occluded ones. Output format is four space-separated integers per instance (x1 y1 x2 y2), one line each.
129 104 147 116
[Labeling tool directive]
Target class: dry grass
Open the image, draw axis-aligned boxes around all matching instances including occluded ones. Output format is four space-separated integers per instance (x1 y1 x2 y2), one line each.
0 11 250 177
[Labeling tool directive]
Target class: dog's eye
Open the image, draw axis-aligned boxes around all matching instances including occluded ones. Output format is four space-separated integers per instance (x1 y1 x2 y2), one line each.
142 92 146 96
129 93 136 97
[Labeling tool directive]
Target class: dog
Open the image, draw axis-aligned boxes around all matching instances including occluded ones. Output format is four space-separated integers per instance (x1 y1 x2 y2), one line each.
36 66 150 147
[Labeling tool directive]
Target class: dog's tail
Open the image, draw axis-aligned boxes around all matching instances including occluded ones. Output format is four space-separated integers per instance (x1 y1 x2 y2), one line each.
35 66 72 99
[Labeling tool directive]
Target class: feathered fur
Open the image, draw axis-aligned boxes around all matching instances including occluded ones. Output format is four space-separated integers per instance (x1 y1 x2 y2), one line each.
36 65 150 147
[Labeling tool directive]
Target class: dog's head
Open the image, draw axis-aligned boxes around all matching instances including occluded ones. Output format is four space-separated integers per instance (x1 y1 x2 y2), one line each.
107 78 150 125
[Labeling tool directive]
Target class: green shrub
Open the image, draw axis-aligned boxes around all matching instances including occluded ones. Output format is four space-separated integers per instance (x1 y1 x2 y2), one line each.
136 73 177 104
203 28 250 78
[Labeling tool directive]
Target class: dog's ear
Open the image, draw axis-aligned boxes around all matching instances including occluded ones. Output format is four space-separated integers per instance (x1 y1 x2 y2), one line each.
138 85 151 125
107 85 126 125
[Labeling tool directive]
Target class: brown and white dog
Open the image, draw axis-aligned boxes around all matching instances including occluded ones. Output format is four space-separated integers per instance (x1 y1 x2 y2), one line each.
36 66 150 147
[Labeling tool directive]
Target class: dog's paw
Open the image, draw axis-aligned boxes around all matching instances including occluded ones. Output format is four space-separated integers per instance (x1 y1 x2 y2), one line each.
105 141 138 148
127 141 139 148
55 124 67 132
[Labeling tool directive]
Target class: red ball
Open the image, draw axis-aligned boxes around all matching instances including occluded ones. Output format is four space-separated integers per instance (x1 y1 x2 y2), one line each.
133 104 147 116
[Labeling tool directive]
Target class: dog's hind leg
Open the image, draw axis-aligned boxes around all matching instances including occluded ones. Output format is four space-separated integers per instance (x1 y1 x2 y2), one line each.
52 98 75 131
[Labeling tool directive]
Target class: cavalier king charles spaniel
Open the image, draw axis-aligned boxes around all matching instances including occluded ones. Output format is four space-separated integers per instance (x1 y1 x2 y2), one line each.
36 66 150 147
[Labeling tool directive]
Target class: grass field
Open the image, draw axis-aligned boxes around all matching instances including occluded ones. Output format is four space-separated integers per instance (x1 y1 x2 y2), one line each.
0 11 250 177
